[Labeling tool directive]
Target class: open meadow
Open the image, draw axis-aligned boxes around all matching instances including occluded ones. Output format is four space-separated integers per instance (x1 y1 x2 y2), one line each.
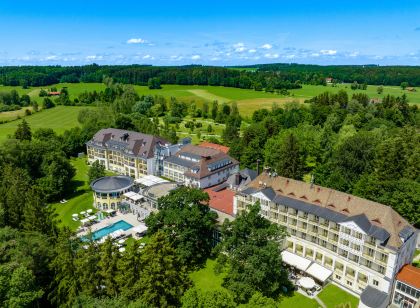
0 106 92 142
1 82 418 138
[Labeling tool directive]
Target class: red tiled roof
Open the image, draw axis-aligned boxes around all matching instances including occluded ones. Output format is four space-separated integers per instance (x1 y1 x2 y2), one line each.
199 142 230 154
204 186 235 216
48 91 61 95
396 265 420 289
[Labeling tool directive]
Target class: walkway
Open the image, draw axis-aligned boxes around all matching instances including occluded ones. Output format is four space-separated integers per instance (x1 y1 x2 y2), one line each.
297 288 326 308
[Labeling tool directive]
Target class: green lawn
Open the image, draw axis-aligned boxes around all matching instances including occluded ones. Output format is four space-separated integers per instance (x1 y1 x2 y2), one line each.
190 259 320 307
0 106 92 142
190 259 227 292
318 284 359 308
278 292 320 308
51 157 94 230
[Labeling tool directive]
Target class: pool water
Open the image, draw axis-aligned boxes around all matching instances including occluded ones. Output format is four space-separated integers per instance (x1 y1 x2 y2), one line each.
90 220 133 241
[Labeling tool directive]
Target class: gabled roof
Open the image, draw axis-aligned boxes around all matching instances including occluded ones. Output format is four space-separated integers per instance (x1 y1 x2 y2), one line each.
167 144 239 179
88 128 170 159
343 214 391 243
204 186 235 216
242 172 415 249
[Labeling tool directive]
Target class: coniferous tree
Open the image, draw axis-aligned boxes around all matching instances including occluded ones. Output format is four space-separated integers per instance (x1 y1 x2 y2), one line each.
88 160 105 184
116 240 142 300
136 231 191 307
98 238 120 297
14 119 32 141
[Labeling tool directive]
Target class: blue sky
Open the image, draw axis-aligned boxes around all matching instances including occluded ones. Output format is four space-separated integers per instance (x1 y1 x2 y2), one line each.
1 0 420 66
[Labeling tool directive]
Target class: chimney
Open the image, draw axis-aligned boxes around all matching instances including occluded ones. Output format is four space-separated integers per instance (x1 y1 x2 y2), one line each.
235 173 240 185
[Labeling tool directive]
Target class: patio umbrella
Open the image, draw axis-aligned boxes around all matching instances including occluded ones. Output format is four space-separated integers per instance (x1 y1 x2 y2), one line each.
72 214 79 217
119 247 126 253
87 209 93 213
118 239 126 244
298 277 315 289
80 211 86 215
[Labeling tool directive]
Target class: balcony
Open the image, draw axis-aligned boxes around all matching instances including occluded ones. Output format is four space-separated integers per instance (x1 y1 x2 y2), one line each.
364 241 376 248
345 273 355 280
334 267 344 274
362 253 374 260
358 280 367 289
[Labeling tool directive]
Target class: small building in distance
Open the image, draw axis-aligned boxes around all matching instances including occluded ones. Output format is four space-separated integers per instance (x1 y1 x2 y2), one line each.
163 144 239 188
48 91 61 96
86 128 185 178
391 265 420 308
325 77 333 84
90 175 134 211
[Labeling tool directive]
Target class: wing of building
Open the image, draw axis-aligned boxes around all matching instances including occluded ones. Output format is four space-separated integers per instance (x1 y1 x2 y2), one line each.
163 144 239 188
234 171 417 308
86 128 184 178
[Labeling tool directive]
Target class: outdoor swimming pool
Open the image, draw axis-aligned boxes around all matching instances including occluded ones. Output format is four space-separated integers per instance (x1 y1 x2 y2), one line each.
90 220 133 241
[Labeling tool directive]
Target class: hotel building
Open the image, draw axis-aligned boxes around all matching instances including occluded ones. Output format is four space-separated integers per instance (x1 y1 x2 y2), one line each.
163 144 239 188
391 265 420 308
86 128 183 178
234 172 417 308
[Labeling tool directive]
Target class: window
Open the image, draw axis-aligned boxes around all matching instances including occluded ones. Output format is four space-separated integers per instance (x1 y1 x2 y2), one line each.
355 232 363 240
373 280 379 286
335 274 341 280
346 281 353 286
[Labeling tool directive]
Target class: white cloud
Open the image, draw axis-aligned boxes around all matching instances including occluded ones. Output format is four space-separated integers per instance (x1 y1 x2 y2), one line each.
170 55 183 61
320 49 337 55
191 55 201 60
233 42 246 52
264 53 279 59
127 38 148 44
285 54 296 59
86 55 104 61
311 53 320 57
45 55 58 60
143 54 154 60
348 51 359 57
210 57 221 61
248 49 257 53
261 43 272 49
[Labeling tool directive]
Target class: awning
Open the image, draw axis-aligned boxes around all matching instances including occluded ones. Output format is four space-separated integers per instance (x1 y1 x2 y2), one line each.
123 191 137 198
281 251 311 271
104 209 116 213
132 224 148 234
306 262 332 282
130 194 143 201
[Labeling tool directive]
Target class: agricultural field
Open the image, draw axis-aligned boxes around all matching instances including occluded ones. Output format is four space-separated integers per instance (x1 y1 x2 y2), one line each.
0 106 92 142
1 82 419 121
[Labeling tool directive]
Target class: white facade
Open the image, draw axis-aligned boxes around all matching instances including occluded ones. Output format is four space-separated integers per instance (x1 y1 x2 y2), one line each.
234 192 417 299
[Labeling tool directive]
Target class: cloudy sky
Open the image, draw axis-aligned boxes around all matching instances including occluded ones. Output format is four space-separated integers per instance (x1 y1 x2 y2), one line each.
1 0 420 66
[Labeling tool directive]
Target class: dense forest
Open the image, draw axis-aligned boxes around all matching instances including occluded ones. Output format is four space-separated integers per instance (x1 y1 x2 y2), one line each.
237 63 420 86
0 65 301 91
1 64 420 90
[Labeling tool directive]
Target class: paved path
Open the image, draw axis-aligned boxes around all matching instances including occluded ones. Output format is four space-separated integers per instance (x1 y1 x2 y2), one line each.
297 289 326 308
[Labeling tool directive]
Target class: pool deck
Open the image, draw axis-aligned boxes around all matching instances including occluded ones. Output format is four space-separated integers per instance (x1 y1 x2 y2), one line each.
78 212 145 239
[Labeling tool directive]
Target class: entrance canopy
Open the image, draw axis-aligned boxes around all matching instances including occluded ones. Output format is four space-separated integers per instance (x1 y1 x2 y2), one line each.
281 251 311 271
306 262 332 282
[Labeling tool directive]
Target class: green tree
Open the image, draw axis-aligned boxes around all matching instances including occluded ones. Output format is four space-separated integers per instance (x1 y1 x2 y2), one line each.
182 287 236 308
136 231 191 307
2 266 44 308
116 240 142 300
148 77 162 89
42 97 55 109
98 238 120 297
240 292 278 308
88 160 106 184
145 187 217 266
207 124 213 133
14 119 32 141
211 101 218 120
217 203 291 303
49 228 80 307
377 86 384 94
400 81 409 90
266 133 304 180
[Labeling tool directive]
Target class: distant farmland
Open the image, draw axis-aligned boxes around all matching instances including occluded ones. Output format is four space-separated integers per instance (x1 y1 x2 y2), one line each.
1 82 419 120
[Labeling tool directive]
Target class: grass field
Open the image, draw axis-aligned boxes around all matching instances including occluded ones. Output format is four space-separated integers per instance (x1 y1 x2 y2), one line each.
190 259 227 291
318 284 359 308
2 82 419 121
51 157 94 230
0 106 92 142
278 292 319 308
